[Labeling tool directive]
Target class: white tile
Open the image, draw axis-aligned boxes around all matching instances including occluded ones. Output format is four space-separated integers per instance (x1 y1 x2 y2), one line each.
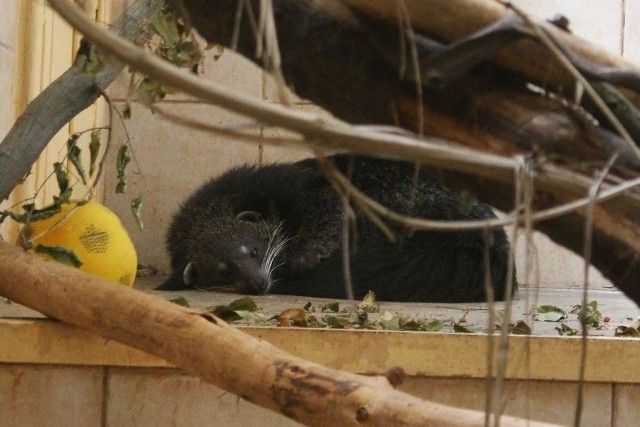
106 368 301 427
0 0 17 48
0 46 15 141
401 377 612 427
515 229 612 289
0 365 103 427
613 383 640 427
511 0 624 53
624 0 640 63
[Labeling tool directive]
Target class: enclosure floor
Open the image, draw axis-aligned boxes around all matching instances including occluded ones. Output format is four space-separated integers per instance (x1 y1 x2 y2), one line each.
2 275 638 337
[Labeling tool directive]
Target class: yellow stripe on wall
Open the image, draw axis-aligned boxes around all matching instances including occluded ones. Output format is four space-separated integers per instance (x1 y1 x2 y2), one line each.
3 0 107 243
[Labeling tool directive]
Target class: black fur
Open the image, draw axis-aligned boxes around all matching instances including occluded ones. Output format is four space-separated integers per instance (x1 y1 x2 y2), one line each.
157 155 515 302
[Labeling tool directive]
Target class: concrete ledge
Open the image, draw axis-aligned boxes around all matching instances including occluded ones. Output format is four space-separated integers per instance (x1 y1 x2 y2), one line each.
2 318 640 383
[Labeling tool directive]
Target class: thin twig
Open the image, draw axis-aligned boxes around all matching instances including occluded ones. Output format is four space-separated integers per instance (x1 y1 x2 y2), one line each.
574 153 618 427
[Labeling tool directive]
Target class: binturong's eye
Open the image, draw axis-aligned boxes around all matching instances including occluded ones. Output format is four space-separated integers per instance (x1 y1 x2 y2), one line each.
217 261 234 283
250 248 258 258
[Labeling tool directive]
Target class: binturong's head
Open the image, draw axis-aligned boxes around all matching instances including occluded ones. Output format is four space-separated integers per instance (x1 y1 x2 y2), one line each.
157 210 286 295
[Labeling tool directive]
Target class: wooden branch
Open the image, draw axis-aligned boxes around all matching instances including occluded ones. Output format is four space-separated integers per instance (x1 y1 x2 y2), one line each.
342 0 640 108
0 0 165 202
0 241 559 427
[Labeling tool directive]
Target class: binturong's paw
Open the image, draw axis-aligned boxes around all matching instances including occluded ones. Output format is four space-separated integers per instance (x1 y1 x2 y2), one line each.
286 246 331 277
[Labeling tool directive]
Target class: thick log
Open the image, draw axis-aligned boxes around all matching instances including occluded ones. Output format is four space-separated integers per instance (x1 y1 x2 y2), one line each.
342 0 640 108
0 241 558 427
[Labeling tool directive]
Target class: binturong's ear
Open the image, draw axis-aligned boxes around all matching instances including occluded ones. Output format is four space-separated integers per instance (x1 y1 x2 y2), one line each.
155 264 193 290
236 211 262 223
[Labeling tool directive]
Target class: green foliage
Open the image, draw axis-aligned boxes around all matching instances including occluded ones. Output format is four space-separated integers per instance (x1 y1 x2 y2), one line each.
116 144 131 193
34 244 83 267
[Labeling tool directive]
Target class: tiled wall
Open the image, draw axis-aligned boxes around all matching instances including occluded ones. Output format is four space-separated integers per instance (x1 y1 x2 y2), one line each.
0 0 18 240
2 364 639 427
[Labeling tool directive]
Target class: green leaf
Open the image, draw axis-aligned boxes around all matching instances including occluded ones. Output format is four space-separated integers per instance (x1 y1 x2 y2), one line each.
424 319 444 332
20 203 62 223
67 134 87 185
152 9 180 49
169 296 190 307
227 296 259 312
116 145 131 193
131 196 144 231
209 297 261 322
80 47 105 75
571 301 602 327
35 244 83 267
321 302 340 312
379 319 400 330
136 77 169 106
323 315 353 329
535 305 568 322
210 305 241 321
89 131 101 177
234 310 267 324
55 188 73 205
555 323 579 336
53 162 69 193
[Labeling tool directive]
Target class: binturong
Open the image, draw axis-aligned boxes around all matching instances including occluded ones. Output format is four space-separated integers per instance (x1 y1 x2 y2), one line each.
156 155 516 302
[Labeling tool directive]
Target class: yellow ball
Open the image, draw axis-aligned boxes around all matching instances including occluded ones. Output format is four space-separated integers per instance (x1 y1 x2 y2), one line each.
21 200 138 286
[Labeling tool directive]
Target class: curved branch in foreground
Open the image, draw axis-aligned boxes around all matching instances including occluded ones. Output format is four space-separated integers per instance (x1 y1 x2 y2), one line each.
0 241 559 427
0 0 165 202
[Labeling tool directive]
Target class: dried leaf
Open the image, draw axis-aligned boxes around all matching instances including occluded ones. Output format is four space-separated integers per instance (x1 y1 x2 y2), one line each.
615 326 640 337
275 308 307 327
357 290 379 313
512 320 532 335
